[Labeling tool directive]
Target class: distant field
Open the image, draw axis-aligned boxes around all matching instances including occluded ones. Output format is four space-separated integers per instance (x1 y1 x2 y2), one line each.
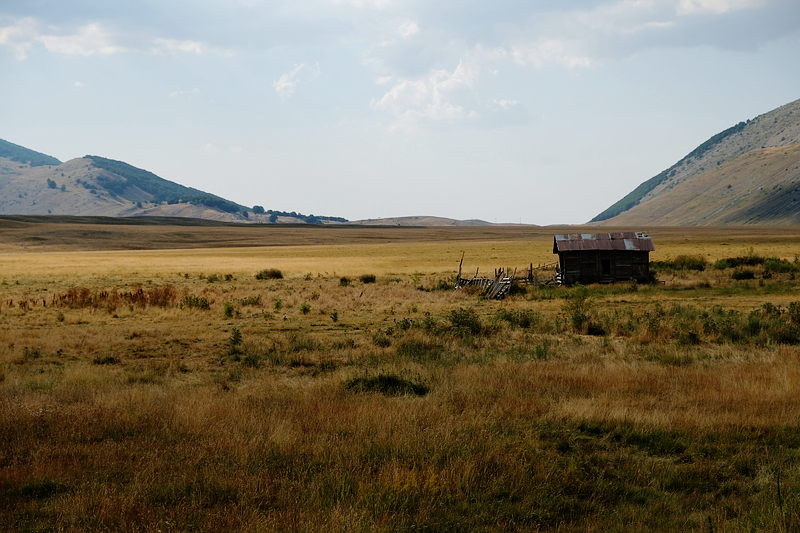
3 218 800 531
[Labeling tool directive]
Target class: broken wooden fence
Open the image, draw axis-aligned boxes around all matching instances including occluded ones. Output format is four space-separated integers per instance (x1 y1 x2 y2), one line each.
454 255 560 299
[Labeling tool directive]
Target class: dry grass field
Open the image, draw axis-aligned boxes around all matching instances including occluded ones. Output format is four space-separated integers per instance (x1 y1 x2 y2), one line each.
3 219 800 531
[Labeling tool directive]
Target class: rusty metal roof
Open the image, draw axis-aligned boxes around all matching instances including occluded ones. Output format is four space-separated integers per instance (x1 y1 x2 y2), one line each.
553 232 655 253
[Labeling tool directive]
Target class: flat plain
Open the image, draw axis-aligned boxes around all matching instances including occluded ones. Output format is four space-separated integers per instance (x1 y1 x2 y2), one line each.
2 218 800 532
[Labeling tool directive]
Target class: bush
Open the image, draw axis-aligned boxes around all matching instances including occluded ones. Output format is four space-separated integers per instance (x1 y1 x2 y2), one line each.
713 251 769 269
287 334 320 352
673 255 707 271
563 287 592 332
373 334 391 347
495 308 540 329
763 258 800 274
223 302 235 318
238 295 261 306
396 338 443 362
228 327 243 355
299 302 311 315
345 373 428 396
339 277 351 287
180 296 210 310
731 269 755 280
92 356 120 365
447 307 482 336
359 274 376 284
651 255 707 272
255 269 283 280
18 480 69 499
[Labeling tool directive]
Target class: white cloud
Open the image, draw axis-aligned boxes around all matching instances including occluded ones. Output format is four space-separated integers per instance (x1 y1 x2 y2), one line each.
397 21 419 39
151 38 206 55
39 23 123 56
677 0 766 15
273 63 319 99
0 18 122 59
0 17 38 60
504 40 593 69
372 59 480 128
0 17 223 60
329 0 392 9
169 87 201 98
73 81 85 88
493 98 519 110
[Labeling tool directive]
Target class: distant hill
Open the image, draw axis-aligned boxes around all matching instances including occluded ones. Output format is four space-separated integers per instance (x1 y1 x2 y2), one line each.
592 98 800 225
0 140 346 224
0 139 61 167
351 216 494 227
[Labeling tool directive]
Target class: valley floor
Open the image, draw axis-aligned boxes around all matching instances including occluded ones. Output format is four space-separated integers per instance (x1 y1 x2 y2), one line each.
2 221 800 531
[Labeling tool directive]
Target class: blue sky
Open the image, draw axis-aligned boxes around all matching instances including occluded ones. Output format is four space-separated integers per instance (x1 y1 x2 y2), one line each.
1 0 799 224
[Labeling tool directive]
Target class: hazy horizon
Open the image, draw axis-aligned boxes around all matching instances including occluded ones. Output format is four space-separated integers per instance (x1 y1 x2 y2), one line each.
2 0 799 224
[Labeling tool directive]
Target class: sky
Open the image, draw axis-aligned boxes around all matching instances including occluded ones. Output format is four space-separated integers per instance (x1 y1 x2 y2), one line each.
1 0 799 224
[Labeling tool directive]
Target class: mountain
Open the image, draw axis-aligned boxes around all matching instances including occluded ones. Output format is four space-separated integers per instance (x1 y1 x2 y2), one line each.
351 216 494 226
592 98 800 225
0 141 346 224
0 139 61 167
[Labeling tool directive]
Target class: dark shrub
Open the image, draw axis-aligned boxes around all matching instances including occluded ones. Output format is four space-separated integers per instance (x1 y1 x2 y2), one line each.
345 373 428 396
731 269 755 280
359 274 376 284
651 255 707 272
447 307 482 336
180 296 210 310
255 269 283 280
672 255 707 271
763 258 800 274
238 295 261 306
713 252 769 269
372 334 391 347
228 327 242 355
396 339 443 361
563 287 592 332
18 480 69 499
93 356 120 365
495 308 540 329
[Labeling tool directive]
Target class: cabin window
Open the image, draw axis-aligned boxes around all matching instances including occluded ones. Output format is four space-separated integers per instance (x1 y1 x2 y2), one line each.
601 258 611 276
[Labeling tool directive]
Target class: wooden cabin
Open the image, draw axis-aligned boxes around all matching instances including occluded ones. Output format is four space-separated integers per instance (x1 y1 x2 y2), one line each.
553 232 654 285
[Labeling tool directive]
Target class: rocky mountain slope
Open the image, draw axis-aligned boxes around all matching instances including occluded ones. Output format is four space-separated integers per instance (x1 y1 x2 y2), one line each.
0 140 346 224
592 98 800 225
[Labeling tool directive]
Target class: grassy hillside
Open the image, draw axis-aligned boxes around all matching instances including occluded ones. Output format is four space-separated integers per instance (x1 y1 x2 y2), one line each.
591 122 749 222
86 155 245 214
592 98 800 225
604 143 800 226
0 142 348 223
0 138 60 167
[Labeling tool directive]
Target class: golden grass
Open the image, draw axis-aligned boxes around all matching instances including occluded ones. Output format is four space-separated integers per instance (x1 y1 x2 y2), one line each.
3 224 800 531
